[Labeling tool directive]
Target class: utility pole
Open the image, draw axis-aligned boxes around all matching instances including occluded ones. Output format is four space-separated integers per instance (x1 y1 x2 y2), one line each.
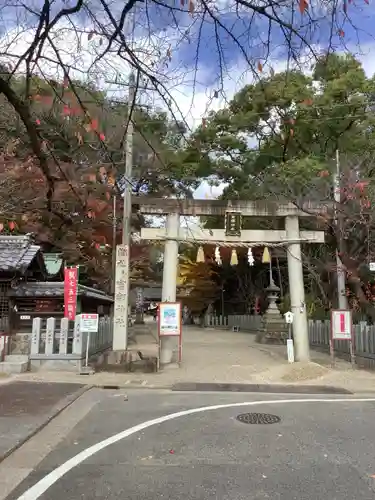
123 72 135 244
112 71 136 351
111 194 117 295
334 149 348 309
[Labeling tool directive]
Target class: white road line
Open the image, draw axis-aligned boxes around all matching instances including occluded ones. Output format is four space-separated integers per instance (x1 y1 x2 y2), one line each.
17 397 375 500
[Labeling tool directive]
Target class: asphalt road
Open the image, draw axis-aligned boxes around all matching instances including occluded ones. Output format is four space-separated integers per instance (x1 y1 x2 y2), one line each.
6 389 375 500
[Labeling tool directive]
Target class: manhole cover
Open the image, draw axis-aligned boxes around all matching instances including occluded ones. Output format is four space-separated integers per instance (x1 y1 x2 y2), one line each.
236 412 281 425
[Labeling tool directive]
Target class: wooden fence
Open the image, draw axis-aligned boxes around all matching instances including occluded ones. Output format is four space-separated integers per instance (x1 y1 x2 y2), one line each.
205 314 262 331
206 314 375 370
30 315 112 371
308 319 375 370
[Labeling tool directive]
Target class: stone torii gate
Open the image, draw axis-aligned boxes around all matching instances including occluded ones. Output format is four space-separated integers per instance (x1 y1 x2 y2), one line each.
132 197 326 365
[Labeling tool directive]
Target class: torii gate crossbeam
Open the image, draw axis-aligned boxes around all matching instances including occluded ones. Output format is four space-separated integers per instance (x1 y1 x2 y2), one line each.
112 197 326 365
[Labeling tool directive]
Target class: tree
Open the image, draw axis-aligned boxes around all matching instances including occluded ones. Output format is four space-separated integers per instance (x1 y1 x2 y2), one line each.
0 1 371 296
187 54 375 318
0 1 367 196
177 250 219 316
0 73 194 288
0 153 160 290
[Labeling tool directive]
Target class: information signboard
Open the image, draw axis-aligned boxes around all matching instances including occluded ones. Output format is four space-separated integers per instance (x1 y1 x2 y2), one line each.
330 309 355 368
81 313 99 333
158 302 182 336
158 302 182 363
331 309 352 340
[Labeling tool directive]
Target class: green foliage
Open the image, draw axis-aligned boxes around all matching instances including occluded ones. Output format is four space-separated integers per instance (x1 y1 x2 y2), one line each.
183 53 375 316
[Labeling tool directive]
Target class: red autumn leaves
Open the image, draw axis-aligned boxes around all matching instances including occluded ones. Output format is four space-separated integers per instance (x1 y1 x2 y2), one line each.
299 0 308 13
0 221 17 232
32 80 105 143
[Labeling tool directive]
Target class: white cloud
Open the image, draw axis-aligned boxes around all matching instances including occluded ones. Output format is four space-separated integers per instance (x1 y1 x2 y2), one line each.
2 9 375 204
3 10 375 132
193 180 227 199
0 13 315 130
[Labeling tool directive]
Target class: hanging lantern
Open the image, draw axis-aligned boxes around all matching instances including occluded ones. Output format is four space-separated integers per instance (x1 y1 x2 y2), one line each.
262 247 271 264
230 249 238 266
214 246 222 265
248 248 254 266
0 223 3 232
8 221 16 231
196 246 205 263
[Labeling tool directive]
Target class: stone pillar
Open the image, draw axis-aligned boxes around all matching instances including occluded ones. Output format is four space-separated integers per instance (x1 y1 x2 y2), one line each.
285 215 309 361
30 317 41 355
59 317 69 355
160 212 179 365
134 287 145 324
45 317 55 355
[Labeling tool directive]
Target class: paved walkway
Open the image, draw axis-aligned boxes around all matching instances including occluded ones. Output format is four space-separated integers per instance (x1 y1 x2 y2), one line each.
0 381 87 462
14 327 284 386
5 325 375 393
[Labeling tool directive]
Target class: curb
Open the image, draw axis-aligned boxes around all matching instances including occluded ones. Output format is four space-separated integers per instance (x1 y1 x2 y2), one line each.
171 382 353 394
0 384 93 464
93 383 171 390
91 381 354 395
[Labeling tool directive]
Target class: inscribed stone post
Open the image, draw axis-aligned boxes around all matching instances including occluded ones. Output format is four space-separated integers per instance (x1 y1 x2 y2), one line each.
45 317 55 355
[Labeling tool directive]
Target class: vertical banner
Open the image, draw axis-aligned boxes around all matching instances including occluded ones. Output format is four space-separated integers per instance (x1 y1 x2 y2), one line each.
64 266 78 320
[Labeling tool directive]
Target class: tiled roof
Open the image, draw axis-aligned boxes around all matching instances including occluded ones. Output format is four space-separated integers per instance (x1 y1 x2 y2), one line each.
0 235 40 273
8 281 113 303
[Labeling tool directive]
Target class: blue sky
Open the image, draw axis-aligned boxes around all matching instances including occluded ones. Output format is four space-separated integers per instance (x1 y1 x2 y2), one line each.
2 1 375 135
1 0 375 202
4 1 375 85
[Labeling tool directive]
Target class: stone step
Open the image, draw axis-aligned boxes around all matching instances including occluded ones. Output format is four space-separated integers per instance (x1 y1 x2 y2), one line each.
5 354 29 363
0 360 29 374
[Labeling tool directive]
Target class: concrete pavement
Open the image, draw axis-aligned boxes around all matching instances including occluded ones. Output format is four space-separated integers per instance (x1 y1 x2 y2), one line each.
0 381 88 463
3 389 375 499
9 326 375 394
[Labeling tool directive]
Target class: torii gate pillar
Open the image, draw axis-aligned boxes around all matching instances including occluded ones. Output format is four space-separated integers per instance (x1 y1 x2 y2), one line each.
160 212 180 364
135 197 327 364
285 215 309 362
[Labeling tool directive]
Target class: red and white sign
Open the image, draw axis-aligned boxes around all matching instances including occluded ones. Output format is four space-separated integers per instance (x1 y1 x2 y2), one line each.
64 266 78 321
81 313 99 333
331 309 352 340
